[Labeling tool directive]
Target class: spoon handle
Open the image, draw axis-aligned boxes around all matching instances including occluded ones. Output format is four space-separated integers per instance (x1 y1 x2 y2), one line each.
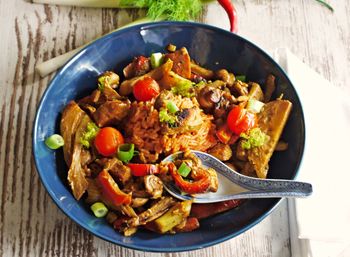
195 151 312 198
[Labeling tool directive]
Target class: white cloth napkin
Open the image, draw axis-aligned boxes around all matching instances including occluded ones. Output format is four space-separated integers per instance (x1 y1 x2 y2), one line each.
273 48 350 257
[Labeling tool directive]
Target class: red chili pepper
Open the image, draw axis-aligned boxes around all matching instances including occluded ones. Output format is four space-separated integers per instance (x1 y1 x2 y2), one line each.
217 0 238 33
168 163 211 194
127 163 159 177
97 170 132 206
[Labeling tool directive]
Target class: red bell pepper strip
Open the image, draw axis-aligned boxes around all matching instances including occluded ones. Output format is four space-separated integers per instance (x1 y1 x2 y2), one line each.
216 123 233 144
217 0 238 33
97 170 132 206
127 164 159 177
168 163 211 194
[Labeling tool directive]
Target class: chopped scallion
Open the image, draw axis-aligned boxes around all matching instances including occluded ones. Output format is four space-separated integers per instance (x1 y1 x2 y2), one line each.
117 144 135 163
150 52 164 68
45 134 64 149
246 98 265 113
166 101 179 114
90 202 108 218
177 162 191 177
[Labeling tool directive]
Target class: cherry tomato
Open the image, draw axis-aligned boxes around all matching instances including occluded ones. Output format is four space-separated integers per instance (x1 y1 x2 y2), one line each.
133 76 160 101
227 106 257 135
94 127 124 157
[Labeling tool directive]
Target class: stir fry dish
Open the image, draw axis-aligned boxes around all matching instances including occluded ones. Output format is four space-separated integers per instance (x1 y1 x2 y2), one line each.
55 45 292 236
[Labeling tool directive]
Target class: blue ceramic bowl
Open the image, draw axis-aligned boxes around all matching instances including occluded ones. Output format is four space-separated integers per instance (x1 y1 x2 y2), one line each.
33 21 305 252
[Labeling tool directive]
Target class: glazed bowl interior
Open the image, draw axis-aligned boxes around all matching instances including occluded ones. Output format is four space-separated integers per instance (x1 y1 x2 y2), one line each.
33 21 305 252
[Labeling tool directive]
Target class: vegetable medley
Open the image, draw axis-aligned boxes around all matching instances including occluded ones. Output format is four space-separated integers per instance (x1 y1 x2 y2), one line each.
50 44 292 236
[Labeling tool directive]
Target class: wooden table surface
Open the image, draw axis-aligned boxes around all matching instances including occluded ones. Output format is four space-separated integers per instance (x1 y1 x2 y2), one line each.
0 1 349 256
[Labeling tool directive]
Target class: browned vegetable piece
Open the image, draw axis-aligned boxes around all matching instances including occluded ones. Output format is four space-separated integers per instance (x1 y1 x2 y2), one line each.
215 69 235 86
60 101 93 200
197 85 222 110
96 158 132 185
174 217 200 233
264 74 276 102
92 99 131 127
167 44 176 52
131 198 149 208
121 205 138 218
190 200 242 219
157 70 191 90
241 162 257 177
127 197 176 227
231 80 249 96
248 82 264 102
153 200 192 234
85 178 102 204
144 175 163 199
275 140 289 151
99 71 120 88
190 61 215 80
123 56 151 79
60 101 86 165
236 140 248 161
208 143 233 161
247 99 292 178
165 47 191 79
206 168 219 193
119 59 173 96
106 211 119 224
78 86 123 108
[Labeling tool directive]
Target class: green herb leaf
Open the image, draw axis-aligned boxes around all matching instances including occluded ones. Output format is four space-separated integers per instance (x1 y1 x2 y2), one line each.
240 128 268 150
159 108 177 126
171 80 195 97
120 0 203 21
80 122 100 148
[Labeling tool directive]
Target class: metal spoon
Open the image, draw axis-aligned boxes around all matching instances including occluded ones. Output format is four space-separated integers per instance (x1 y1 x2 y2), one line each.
162 150 312 203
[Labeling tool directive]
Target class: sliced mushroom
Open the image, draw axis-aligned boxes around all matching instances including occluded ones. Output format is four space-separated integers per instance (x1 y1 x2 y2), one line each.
197 86 222 110
144 175 163 199
215 69 235 86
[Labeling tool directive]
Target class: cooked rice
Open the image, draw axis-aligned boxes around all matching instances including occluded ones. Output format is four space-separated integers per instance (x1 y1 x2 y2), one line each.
124 97 217 163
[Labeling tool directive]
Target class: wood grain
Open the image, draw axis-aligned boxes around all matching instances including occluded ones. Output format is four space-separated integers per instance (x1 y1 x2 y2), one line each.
0 0 349 256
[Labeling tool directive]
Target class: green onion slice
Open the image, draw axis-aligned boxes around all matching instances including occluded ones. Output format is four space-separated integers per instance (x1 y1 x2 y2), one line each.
166 101 179 114
235 75 246 82
90 202 108 218
177 162 191 177
150 52 164 69
45 134 64 149
117 144 135 163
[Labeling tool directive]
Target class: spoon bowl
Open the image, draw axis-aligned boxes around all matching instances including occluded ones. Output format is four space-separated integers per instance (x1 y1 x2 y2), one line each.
162 151 312 203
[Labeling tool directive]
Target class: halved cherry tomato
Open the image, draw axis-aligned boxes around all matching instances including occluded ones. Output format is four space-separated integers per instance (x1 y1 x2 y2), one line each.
133 76 160 101
127 164 159 177
227 106 257 135
97 170 132 206
168 163 211 194
94 127 124 157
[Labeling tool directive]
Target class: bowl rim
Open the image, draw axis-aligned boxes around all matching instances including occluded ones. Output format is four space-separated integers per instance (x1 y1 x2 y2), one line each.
32 20 305 252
